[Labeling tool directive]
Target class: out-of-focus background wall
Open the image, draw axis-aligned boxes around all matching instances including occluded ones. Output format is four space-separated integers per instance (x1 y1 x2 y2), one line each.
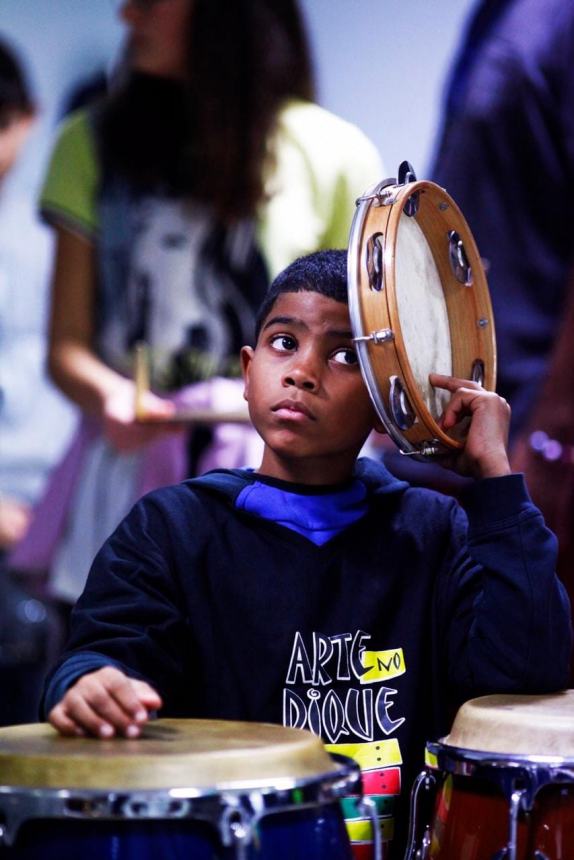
305 0 475 173
1 0 124 192
2 0 475 193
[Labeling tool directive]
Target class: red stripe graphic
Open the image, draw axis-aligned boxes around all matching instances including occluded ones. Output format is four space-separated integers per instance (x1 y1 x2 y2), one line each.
361 766 401 795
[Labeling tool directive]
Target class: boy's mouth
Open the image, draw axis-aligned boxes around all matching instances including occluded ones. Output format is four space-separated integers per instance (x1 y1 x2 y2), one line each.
272 399 316 421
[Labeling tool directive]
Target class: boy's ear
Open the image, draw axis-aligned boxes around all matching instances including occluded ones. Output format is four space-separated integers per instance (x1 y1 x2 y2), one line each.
240 345 254 401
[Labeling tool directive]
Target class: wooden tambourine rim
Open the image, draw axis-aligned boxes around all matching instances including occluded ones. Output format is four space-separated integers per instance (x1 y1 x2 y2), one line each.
348 179 497 455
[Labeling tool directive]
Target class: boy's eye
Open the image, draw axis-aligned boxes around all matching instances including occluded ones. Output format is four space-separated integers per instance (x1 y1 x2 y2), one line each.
270 334 297 352
332 347 358 366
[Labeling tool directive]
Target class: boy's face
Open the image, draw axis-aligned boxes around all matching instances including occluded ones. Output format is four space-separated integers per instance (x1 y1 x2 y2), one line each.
241 290 384 484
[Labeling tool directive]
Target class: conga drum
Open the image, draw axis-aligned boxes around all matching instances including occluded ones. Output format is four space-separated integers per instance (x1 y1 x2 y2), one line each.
404 692 574 859
348 162 497 459
0 718 368 859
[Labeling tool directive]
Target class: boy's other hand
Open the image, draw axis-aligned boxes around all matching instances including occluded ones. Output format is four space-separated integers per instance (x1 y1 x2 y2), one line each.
48 666 163 739
429 374 512 479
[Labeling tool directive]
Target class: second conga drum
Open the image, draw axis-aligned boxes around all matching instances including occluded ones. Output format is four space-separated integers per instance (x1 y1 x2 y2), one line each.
0 718 363 859
405 692 574 860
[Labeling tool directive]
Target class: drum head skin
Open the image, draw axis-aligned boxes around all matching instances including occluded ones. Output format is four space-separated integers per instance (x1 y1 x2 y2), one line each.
348 177 497 456
444 691 574 757
0 719 341 790
395 214 453 421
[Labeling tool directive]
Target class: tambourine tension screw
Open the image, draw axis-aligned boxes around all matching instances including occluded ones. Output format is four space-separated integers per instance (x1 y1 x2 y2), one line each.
353 329 395 345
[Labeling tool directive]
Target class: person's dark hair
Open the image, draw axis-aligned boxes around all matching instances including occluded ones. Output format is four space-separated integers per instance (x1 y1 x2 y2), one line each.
255 249 348 339
99 0 314 222
0 38 34 129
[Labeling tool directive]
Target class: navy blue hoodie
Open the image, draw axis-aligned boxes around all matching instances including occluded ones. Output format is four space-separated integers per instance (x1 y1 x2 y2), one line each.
43 459 572 856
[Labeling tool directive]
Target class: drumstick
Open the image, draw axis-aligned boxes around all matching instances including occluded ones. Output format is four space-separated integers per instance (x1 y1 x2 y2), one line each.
134 341 150 421
133 341 251 425
141 408 251 425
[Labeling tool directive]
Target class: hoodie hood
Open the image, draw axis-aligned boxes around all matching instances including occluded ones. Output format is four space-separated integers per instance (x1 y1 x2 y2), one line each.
187 456 410 505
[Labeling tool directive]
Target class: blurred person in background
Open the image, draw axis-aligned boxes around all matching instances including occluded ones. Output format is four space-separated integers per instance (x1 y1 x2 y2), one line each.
8 0 382 609
0 37 77 723
0 37 76 555
430 0 574 443
429 0 574 675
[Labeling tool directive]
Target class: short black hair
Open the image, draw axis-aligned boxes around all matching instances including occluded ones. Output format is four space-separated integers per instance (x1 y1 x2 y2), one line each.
255 249 348 340
0 39 34 129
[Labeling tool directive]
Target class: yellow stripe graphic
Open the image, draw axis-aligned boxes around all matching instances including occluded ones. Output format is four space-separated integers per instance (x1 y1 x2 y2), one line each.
360 648 406 683
325 738 402 770
346 817 395 842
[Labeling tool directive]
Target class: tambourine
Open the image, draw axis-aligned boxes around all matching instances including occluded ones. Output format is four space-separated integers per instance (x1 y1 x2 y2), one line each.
348 162 496 458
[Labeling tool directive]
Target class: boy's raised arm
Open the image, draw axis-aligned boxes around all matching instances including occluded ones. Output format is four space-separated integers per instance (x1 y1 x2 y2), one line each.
437 473 572 701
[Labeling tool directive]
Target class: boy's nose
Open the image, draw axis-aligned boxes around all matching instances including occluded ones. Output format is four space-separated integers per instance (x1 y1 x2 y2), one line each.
283 357 319 391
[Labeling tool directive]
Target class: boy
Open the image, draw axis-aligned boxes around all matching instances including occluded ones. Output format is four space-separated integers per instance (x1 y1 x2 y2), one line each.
44 250 571 857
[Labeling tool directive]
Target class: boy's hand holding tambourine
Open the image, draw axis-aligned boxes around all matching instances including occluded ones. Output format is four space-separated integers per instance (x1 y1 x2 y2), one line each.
430 373 512 479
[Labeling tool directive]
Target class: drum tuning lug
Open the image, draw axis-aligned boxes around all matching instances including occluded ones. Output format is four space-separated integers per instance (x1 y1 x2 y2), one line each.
415 825 431 859
477 317 489 328
400 440 442 458
398 160 417 185
356 178 397 207
353 328 394 345
491 847 548 860
426 441 443 456
357 797 383 860
374 177 398 206
219 803 253 854
403 770 436 860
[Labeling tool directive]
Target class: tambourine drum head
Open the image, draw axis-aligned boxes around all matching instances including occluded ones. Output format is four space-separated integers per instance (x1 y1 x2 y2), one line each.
0 719 355 860
348 178 496 456
395 213 452 421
